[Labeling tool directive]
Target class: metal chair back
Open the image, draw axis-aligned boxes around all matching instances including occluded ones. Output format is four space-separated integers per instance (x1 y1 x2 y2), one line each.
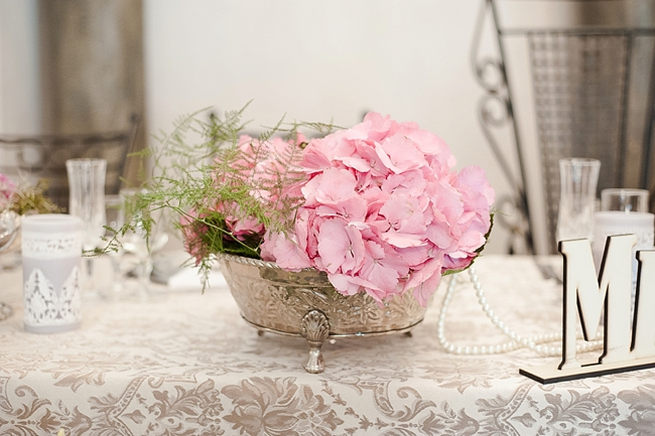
0 115 139 210
474 0 655 253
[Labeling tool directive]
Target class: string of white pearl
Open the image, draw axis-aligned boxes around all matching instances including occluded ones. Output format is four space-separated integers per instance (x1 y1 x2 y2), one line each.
437 265 604 356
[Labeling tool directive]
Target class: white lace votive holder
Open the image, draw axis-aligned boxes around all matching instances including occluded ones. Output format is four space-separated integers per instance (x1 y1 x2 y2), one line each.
21 214 84 333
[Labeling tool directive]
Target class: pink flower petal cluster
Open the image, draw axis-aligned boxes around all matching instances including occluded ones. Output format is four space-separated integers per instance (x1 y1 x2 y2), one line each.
0 173 16 210
180 207 210 264
181 134 304 263
261 113 494 306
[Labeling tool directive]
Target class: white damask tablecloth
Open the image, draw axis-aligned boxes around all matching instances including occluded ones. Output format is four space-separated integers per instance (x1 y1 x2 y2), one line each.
0 255 654 435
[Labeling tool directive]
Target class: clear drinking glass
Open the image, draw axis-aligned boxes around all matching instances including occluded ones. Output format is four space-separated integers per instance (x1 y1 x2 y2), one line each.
556 158 601 243
118 188 168 298
66 158 107 296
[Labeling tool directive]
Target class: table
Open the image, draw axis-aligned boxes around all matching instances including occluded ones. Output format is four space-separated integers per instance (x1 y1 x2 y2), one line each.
0 255 653 435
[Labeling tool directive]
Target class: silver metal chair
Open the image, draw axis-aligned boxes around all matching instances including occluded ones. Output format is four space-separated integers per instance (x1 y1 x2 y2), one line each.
473 0 655 254
0 115 139 210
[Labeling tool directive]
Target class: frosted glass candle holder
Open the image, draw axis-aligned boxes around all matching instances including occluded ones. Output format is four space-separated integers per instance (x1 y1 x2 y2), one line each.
21 214 84 333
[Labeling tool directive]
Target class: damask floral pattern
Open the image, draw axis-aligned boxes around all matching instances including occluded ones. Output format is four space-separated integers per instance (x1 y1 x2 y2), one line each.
0 256 654 435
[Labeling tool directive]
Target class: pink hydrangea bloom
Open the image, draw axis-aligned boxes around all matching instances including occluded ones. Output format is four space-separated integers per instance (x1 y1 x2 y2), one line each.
0 173 16 210
261 113 494 306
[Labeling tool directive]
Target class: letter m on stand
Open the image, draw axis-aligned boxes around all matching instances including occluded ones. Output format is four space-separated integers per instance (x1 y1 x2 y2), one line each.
521 234 655 383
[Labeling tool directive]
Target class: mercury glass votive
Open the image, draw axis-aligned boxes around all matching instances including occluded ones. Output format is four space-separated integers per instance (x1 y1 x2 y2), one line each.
22 214 84 333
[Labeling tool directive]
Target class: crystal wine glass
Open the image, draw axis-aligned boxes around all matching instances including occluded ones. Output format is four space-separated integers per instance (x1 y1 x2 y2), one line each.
101 194 125 298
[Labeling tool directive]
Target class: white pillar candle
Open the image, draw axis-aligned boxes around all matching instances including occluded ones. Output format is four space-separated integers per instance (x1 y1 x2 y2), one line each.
592 211 655 304
21 214 84 333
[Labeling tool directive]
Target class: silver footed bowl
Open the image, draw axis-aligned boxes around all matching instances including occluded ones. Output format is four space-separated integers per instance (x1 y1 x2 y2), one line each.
217 252 428 373
0 209 20 253
0 209 19 321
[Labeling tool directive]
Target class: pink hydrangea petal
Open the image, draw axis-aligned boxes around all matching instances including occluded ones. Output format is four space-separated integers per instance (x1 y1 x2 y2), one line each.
404 257 443 293
412 269 442 307
316 221 348 273
379 135 428 173
301 168 357 206
300 144 331 172
316 219 365 274
426 222 455 250
359 258 401 293
327 273 361 296
355 142 389 178
380 231 426 248
328 273 382 297
374 143 403 174
456 166 495 205
260 232 311 271
339 156 371 172
395 246 431 268
379 194 429 235
430 182 464 225
443 254 475 271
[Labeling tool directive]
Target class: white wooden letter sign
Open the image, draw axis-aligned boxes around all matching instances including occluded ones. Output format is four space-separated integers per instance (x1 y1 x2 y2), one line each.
520 234 655 384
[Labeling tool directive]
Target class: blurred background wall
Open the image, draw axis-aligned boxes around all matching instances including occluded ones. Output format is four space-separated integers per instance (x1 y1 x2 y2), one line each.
0 0 145 184
0 0 526 253
0 0 40 134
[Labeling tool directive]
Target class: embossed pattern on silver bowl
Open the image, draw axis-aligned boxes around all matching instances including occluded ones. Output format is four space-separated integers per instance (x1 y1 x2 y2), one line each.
217 252 428 373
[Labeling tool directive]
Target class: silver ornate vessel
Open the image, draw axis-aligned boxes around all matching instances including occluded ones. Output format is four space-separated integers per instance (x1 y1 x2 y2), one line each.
0 209 20 321
217 253 428 373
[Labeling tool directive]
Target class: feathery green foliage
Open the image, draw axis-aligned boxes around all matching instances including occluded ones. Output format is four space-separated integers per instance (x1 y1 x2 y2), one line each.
10 181 60 215
120 104 338 286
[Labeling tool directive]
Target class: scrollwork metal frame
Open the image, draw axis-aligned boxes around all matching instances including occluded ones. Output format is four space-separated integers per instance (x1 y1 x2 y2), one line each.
471 0 535 254
472 0 655 254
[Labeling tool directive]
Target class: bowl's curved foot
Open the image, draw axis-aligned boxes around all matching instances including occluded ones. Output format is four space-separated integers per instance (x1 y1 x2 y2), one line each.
300 309 330 374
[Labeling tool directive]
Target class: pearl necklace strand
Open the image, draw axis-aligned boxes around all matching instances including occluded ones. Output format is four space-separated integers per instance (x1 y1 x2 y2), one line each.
437 265 603 356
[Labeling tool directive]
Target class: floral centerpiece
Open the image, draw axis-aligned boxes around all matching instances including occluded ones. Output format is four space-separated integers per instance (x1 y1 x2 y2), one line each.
130 106 494 372
0 173 59 252
0 174 59 215
171 109 494 304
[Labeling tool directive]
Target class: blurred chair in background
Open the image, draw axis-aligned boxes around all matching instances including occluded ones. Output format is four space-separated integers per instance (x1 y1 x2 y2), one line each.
473 0 655 254
0 115 139 211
